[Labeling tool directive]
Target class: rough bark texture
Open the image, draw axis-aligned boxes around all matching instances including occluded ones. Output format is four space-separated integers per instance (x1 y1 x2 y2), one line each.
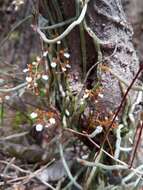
59 0 140 119
87 0 139 116
123 0 143 62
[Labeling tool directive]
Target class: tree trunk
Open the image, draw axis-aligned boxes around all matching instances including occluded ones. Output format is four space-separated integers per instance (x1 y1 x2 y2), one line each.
60 0 140 116
37 0 142 188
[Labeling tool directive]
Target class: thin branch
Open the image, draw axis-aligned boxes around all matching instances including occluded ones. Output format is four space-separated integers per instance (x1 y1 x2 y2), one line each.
0 131 29 141
120 147 132 152
0 82 27 93
59 143 82 190
65 128 128 167
0 160 30 174
0 15 32 47
40 17 76 30
88 126 103 138
3 157 16 176
122 165 143 183
114 124 123 159
37 0 90 44
129 122 143 168
77 158 128 170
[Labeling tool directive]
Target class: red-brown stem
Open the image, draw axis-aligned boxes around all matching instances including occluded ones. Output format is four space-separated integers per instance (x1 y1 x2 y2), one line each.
129 122 143 168
95 65 143 159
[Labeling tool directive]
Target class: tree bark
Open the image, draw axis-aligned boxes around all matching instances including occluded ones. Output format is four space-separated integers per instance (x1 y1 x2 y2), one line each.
56 0 140 120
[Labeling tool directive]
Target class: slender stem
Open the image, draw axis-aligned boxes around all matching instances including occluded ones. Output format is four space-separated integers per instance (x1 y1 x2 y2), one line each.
0 82 27 93
59 143 82 190
77 158 128 170
0 15 32 47
37 0 89 44
129 122 143 168
40 17 76 30
114 124 123 159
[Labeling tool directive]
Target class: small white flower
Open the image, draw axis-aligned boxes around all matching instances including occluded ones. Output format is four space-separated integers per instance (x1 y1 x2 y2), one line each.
51 62 57 68
30 112 38 119
59 84 66 97
5 95 10 100
65 109 70 116
83 93 89 99
98 93 104 98
62 115 67 127
80 99 85 105
43 51 48 57
23 68 29 73
15 6 19 11
35 124 43 132
66 64 71 69
26 76 32 83
115 116 119 121
96 125 103 133
37 74 41 79
64 52 70 59
57 41 61 44
62 67 67 72
36 56 41 62
45 124 50 128
12 0 24 5
34 82 38 87
32 61 38 66
42 74 49 81
19 0 24 4
49 118 56 125
129 137 133 144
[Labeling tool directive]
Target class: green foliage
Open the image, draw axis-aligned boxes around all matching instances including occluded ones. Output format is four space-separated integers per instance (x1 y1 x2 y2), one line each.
0 102 4 126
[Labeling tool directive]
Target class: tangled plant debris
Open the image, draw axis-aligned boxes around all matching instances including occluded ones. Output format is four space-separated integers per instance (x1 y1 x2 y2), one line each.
0 0 143 189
